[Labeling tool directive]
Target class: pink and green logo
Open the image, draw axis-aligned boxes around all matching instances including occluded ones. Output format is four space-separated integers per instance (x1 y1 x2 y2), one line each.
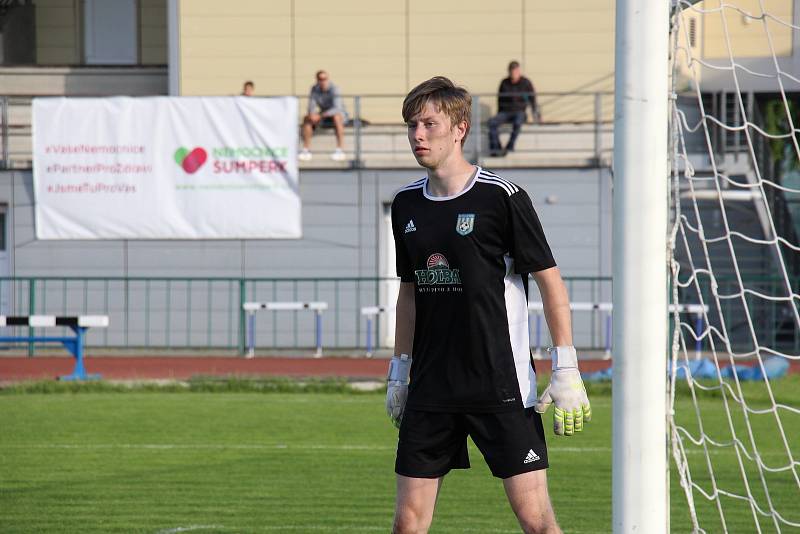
174 147 207 174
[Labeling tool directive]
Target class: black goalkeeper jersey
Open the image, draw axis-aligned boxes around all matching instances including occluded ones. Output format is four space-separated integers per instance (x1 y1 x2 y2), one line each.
391 167 556 413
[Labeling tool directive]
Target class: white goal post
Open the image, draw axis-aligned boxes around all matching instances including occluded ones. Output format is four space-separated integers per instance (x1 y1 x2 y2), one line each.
617 0 800 532
612 1 670 532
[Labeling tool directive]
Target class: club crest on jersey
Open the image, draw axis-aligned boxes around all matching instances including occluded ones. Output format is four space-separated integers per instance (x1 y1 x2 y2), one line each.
456 213 475 236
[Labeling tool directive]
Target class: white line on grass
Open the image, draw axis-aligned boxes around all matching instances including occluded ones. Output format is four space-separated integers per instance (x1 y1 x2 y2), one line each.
1 443 394 451
3 443 606 453
256 526 520 533
150 523 600 534
2 442 786 457
155 526 226 534
234 525 597 533
258 527 384 532
151 525 519 534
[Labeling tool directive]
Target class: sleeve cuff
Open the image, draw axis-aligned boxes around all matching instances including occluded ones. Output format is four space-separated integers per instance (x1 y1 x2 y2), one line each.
514 259 557 275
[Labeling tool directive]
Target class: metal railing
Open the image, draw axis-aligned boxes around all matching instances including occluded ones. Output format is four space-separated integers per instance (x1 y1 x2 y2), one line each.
2 274 795 355
0 91 614 170
1 96 8 169
0 275 613 354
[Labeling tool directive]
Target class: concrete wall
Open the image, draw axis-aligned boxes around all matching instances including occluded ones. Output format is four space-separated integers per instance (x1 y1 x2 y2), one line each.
0 166 612 349
6 167 610 278
701 0 794 59
676 0 800 92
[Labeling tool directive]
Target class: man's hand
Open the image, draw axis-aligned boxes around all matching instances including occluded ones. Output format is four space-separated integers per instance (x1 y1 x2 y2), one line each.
535 346 591 436
386 353 412 428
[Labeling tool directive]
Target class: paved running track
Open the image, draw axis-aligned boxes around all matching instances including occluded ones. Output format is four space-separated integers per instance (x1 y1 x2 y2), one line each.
0 356 616 382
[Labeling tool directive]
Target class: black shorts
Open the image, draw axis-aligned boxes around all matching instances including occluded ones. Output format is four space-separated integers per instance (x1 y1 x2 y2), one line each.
395 407 549 480
311 115 341 129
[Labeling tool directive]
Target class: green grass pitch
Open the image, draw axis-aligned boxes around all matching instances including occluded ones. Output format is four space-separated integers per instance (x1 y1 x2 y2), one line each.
1 377 798 533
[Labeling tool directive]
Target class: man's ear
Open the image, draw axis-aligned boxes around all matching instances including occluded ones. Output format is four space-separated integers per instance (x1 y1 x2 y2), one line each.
454 120 468 143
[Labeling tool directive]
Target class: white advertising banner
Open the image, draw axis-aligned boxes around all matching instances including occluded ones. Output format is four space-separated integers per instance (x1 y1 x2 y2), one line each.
32 96 300 239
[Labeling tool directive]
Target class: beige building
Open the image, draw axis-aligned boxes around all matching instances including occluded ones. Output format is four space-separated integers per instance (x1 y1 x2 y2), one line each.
2 1 797 115
175 0 617 122
675 0 798 92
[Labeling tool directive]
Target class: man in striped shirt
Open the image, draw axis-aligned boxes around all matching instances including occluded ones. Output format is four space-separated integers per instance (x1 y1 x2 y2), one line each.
386 77 591 534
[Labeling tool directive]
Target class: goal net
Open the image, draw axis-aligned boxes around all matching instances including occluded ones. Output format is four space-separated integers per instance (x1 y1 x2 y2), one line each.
668 0 800 531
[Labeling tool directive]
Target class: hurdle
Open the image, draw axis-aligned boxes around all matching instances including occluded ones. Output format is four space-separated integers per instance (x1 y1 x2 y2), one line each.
528 302 614 359
361 306 393 357
363 303 614 358
361 301 707 360
243 301 328 358
528 302 709 360
0 315 109 380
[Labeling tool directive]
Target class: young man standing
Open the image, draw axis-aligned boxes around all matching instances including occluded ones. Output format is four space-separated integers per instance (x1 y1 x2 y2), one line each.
387 77 591 534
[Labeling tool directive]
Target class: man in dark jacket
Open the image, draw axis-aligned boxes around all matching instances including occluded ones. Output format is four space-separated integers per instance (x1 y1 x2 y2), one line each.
488 61 539 157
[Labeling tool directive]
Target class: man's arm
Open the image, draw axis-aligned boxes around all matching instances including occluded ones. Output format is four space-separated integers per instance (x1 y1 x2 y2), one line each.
386 282 415 428
307 88 319 115
532 266 591 436
394 282 415 355
526 79 540 122
497 79 506 111
532 266 571 346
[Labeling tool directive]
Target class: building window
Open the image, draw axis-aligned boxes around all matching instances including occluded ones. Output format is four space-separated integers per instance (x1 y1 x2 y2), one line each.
84 0 138 65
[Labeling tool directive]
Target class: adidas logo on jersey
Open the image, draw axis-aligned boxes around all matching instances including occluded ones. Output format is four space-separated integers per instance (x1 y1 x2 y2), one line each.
405 219 417 233
523 449 540 464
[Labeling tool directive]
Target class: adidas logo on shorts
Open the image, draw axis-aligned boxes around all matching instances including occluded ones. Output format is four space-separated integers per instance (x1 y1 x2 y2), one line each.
523 449 540 464
405 219 417 233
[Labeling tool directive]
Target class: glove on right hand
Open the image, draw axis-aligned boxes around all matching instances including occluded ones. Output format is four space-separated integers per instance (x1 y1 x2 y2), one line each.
386 353 412 429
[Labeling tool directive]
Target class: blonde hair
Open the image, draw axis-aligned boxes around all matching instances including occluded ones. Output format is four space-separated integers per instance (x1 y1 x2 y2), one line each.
402 77 471 146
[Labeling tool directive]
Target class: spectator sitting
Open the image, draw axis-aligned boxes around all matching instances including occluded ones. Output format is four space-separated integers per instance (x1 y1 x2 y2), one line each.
241 80 255 96
488 61 540 157
300 70 348 161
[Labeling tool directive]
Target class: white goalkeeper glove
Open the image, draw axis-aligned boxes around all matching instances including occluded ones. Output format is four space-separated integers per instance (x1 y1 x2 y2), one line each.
535 346 592 436
386 353 412 429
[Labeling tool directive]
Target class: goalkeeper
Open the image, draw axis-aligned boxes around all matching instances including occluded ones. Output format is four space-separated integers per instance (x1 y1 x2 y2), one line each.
387 76 590 534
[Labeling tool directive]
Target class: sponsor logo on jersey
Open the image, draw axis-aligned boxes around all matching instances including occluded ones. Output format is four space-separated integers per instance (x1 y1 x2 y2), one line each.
405 219 417 233
415 253 462 286
456 213 475 236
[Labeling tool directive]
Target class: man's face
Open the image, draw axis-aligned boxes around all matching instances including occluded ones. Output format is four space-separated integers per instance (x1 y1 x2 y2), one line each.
407 102 464 170
243 84 254 96
317 73 330 91
509 66 522 83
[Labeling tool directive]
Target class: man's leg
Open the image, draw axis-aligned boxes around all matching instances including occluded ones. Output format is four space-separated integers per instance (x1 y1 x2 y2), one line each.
393 475 443 534
331 113 345 149
394 410 469 533
503 470 561 534
466 408 556 534
488 114 504 152
505 111 525 151
302 113 321 149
